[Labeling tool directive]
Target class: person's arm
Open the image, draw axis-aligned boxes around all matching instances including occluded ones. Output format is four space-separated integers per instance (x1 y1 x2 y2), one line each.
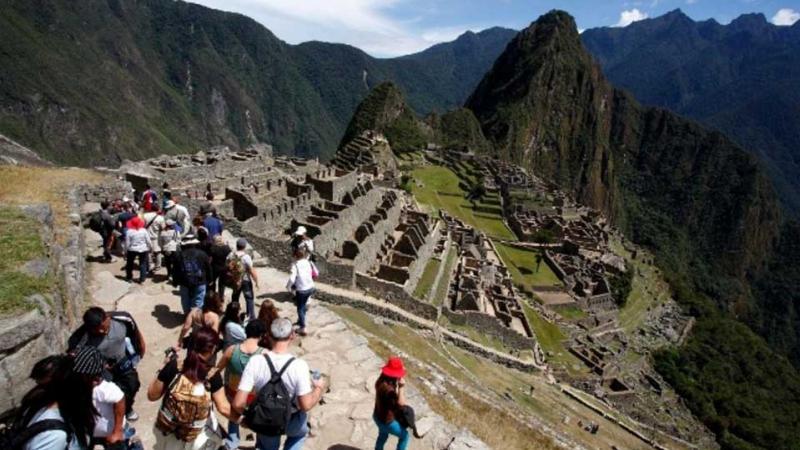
249 263 259 290
177 310 196 347
297 377 326 412
124 232 132 250
212 388 231 418
147 376 166 401
286 264 297 291
215 345 234 372
148 357 177 401
397 378 407 407
136 326 147 358
107 397 125 444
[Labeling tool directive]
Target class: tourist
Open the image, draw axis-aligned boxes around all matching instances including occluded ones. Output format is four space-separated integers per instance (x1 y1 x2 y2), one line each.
286 248 316 336
158 219 180 281
199 191 217 217
203 211 224 241
161 182 172 211
290 226 314 260
116 203 136 248
68 307 146 422
229 238 259 320
163 198 190 237
208 234 232 297
147 327 230 450
88 201 116 263
177 292 224 349
220 302 246 349
141 184 158 212
256 299 279 349
30 354 70 387
373 357 414 450
143 204 165 274
173 234 211 314
124 216 152 283
215 320 268 450
12 351 95 450
232 317 325 450
73 347 141 450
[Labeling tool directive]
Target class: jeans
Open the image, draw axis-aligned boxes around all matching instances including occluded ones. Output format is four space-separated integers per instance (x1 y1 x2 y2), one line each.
224 420 239 450
180 284 207 314
100 229 113 260
126 251 149 282
162 252 175 280
255 411 308 450
294 289 314 330
373 416 409 450
233 280 255 320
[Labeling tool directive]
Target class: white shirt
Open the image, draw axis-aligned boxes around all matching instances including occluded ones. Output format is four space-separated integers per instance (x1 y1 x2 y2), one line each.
125 228 152 253
299 238 314 254
143 212 165 241
93 380 125 438
286 259 315 292
238 351 311 402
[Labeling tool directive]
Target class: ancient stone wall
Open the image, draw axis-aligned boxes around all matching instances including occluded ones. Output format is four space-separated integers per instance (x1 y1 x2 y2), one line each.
403 220 441 295
348 194 403 273
355 273 438 321
441 308 538 351
305 170 359 203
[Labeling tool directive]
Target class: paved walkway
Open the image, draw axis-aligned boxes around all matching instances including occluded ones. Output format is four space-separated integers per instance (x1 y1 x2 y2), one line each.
84 229 489 450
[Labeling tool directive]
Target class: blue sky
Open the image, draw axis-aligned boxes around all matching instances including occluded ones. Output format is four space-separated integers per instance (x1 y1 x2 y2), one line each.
189 0 800 57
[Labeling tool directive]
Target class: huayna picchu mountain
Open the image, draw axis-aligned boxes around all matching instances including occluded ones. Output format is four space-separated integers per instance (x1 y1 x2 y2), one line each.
0 0 514 166
465 11 800 449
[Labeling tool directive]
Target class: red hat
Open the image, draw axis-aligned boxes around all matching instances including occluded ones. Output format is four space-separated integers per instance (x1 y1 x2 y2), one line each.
381 356 406 378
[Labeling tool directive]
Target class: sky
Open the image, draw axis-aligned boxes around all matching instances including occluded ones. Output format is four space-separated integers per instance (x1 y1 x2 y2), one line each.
188 0 800 57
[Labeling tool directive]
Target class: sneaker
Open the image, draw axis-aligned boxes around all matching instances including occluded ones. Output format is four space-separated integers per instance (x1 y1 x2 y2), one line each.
126 411 139 422
297 329 308 337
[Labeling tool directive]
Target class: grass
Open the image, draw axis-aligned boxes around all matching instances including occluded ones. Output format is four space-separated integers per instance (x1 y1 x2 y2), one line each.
432 245 458 307
413 258 441 300
494 243 562 290
556 305 588 320
438 315 520 355
0 207 51 315
522 302 582 373
409 165 515 240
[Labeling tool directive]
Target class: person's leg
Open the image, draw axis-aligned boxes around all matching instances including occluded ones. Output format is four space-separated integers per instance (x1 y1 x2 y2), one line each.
282 411 308 450
193 284 207 310
386 421 409 450
373 416 390 450
152 250 161 270
232 285 241 306
255 434 281 450
113 369 141 416
139 251 149 282
243 280 255 320
296 290 310 330
224 420 240 450
180 285 191 314
125 251 135 281
102 230 112 260
217 275 225 299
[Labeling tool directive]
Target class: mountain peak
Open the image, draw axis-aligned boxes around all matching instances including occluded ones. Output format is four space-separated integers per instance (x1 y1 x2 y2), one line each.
729 12 769 30
523 10 579 36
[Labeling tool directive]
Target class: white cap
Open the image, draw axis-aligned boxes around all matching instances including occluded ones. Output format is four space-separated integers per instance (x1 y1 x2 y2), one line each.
295 226 307 236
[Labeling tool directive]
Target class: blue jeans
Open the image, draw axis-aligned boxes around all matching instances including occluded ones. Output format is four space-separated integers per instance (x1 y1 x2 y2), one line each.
255 411 308 450
294 289 314 330
180 284 206 314
126 251 149 282
373 416 409 450
224 421 240 450
233 280 255 320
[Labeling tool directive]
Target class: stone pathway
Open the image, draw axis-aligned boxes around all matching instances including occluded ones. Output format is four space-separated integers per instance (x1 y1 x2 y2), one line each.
84 229 489 450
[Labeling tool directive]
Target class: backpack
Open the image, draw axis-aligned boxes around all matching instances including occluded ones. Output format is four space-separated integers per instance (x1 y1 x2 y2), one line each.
180 254 206 287
155 374 211 442
89 211 104 233
0 419 71 450
244 355 296 436
224 253 245 289
67 312 143 372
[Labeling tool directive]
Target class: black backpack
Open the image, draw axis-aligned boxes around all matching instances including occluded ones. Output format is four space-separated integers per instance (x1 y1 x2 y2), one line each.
179 254 206 287
0 419 72 450
89 211 104 233
244 355 295 436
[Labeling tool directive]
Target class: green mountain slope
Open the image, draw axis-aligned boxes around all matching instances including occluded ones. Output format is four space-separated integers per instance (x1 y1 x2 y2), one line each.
581 10 800 215
0 0 515 166
466 11 800 449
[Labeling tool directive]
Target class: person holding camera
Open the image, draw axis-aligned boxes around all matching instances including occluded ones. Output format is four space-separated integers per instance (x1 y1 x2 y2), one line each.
146 327 230 450
374 357 423 450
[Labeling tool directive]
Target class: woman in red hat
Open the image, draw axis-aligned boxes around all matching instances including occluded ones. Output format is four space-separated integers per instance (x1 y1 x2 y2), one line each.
373 356 410 450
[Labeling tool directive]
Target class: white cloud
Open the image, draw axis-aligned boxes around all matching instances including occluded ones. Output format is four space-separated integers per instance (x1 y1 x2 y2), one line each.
186 0 479 57
686 0 698 5
772 8 800 26
615 8 648 27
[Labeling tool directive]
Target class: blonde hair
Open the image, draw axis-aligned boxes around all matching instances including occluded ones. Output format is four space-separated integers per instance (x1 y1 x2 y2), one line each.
213 234 225 245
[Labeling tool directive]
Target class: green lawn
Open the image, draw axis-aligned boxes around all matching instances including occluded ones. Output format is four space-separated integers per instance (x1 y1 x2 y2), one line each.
432 245 458 307
494 243 562 290
413 258 441 300
410 166 515 240
0 207 51 315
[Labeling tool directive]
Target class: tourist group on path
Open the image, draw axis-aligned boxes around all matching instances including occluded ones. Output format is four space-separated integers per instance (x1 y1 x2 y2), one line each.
5 188 422 450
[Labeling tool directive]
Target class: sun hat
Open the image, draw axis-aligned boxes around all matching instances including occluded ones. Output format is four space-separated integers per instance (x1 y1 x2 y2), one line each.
381 356 406 379
164 200 176 209
294 226 307 236
182 234 200 245
270 317 293 340
73 346 105 376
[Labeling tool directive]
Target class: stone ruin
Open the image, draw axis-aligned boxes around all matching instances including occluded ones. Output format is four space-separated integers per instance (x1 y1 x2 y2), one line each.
332 130 397 179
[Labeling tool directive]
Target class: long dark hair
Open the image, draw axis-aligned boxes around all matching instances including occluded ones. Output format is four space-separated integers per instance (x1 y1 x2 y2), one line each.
203 292 224 316
182 326 220 383
374 374 400 424
257 300 279 349
15 354 97 448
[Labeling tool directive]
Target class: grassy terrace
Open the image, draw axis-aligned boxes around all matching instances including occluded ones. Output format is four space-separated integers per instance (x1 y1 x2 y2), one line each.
412 257 441 300
0 207 50 315
494 243 562 291
409 165 515 240
432 244 458 307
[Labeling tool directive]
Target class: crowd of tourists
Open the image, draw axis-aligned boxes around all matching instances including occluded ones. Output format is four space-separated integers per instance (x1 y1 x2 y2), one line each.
4 188 421 450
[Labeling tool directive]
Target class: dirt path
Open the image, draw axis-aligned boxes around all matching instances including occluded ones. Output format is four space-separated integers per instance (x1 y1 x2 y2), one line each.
84 229 489 450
